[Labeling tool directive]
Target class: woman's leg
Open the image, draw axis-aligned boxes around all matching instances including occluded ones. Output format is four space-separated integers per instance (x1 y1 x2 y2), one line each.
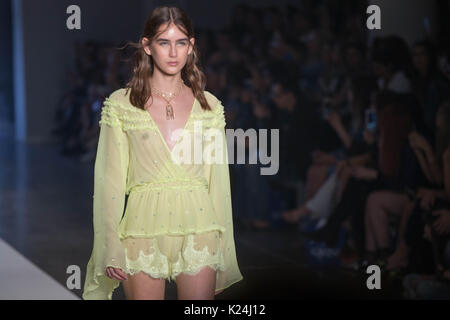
365 193 378 253
336 163 353 202
121 271 166 300
282 178 336 223
176 266 217 300
305 164 330 200
386 199 415 269
365 191 410 255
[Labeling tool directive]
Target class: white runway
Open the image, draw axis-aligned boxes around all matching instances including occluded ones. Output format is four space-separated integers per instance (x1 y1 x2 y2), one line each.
0 238 79 300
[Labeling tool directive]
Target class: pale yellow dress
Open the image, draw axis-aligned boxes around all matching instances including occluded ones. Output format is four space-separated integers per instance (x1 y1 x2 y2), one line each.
82 88 243 300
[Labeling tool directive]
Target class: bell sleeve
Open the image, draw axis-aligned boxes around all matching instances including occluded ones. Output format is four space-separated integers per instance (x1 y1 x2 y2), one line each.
82 97 129 300
206 100 244 293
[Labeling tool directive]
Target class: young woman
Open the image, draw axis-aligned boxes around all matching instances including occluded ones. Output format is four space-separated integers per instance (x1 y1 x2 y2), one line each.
82 6 243 300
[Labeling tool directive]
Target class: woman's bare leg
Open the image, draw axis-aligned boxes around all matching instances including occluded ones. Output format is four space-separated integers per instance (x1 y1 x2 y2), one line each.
281 205 312 223
365 191 410 251
365 192 378 253
305 164 330 200
176 266 217 300
121 271 166 300
336 164 352 202
386 199 415 269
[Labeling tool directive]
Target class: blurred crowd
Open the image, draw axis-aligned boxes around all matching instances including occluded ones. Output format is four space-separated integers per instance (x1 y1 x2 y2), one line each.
51 1 450 298
51 40 133 161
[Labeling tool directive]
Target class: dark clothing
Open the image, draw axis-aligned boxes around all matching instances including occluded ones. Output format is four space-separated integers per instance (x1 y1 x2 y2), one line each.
406 199 450 274
271 101 320 182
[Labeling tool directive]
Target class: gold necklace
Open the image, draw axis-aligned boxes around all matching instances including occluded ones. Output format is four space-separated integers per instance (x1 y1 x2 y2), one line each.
151 79 184 120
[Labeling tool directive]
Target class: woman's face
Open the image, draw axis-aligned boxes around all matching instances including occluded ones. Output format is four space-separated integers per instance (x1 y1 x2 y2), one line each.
142 23 195 76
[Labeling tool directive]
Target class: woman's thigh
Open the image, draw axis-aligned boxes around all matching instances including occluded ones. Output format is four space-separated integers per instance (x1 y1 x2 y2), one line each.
121 271 166 300
367 190 410 216
175 266 217 300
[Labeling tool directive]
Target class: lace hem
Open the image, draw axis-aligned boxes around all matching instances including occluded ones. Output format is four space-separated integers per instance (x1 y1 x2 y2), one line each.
123 234 226 282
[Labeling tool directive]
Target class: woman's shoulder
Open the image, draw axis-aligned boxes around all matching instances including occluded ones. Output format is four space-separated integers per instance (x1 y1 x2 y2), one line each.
202 90 222 109
202 90 225 117
197 90 225 128
103 88 147 115
105 88 133 108
100 88 151 130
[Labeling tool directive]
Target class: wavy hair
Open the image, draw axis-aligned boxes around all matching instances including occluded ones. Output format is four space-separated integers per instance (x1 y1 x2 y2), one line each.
120 6 211 111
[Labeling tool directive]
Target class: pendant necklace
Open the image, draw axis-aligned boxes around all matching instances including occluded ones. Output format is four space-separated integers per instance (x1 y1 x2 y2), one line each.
151 79 184 120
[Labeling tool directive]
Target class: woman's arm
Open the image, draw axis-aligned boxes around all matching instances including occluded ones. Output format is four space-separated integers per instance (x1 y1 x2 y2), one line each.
422 143 443 185
205 99 243 292
409 131 443 185
326 111 352 149
412 147 435 184
83 94 130 300
348 152 371 166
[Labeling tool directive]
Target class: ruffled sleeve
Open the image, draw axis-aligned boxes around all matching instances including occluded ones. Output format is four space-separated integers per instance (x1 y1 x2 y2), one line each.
204 95 244 292
82 95 130 300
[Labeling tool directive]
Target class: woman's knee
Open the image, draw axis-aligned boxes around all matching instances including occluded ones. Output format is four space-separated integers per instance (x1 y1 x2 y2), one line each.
307 164 327 179
366 191 384 212
176 266 217 300
122 272 166 300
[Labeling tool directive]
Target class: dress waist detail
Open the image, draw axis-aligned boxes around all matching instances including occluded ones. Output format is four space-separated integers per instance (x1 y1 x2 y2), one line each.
128 177 209 194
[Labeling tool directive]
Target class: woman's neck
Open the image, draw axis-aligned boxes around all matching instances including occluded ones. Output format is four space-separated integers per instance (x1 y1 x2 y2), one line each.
150 72 183 93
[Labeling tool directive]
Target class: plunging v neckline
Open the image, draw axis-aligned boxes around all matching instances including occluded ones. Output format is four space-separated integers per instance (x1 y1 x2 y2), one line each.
145 97 197 154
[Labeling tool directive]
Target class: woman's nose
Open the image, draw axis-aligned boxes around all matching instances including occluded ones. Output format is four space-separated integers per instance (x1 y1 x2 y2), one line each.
169 45 177 57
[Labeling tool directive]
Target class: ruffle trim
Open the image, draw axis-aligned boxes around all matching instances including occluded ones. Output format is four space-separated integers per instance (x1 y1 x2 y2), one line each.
98 96 225 131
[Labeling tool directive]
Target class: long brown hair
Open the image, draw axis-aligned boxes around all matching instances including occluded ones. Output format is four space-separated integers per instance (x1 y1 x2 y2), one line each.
120 6 212 111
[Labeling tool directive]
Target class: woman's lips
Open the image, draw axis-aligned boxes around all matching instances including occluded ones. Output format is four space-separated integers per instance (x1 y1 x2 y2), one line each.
168 62 178 66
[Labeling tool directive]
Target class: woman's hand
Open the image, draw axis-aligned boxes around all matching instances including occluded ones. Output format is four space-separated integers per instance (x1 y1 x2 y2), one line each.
416 188 438 210
350 166 378 180
106 266 128 281
432 209 450 235
363 129 376 145
408 131 430 152
336 160 349 174
326 111 342 129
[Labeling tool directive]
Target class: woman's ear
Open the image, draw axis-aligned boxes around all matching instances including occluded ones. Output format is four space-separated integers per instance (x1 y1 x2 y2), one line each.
188 38 195 55
141 37 152 56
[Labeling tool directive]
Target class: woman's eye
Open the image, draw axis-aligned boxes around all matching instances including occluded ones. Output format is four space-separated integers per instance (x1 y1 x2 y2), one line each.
159 42 186 47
